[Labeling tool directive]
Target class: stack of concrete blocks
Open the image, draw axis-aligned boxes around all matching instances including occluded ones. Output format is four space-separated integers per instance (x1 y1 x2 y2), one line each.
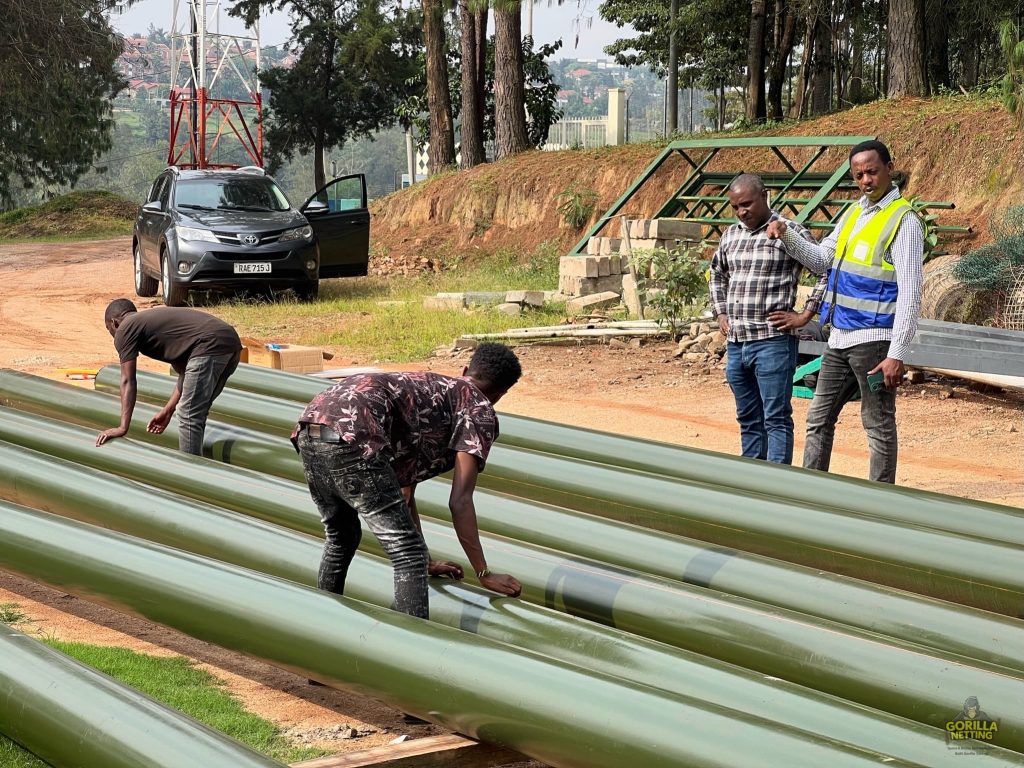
558 218 702 317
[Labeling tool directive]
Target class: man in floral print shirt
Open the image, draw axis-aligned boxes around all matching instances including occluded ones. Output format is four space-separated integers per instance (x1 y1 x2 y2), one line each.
294 343 523 620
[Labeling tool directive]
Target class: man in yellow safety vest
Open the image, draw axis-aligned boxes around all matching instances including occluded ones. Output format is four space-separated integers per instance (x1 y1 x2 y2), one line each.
766 139 924 483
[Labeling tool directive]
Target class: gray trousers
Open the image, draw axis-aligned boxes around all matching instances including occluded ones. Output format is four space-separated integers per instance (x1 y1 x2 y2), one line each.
176 351 240 455
803 341 898 483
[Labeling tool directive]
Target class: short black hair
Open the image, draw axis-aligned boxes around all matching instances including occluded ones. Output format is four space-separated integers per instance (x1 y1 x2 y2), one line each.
849 139 891 165
104 298 138 324
727 173 765 195
467 343 522 391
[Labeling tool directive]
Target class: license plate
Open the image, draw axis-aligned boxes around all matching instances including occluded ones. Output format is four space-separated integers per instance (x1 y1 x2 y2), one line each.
234 262 271 274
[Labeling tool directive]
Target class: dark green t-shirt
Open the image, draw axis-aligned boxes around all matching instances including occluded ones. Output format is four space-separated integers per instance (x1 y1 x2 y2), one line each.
114 307 241 370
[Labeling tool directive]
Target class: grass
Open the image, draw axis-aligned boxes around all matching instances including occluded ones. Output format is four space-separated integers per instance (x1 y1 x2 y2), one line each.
213 242 566 362
0 603 29 626
0 191 135 242
0 636 329 766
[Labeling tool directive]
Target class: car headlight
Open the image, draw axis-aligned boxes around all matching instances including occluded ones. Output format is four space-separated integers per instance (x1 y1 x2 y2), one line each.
279 225 314 242
176 226 218 243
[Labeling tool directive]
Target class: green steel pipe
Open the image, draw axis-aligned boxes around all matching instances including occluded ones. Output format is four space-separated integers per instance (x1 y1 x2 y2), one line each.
0 434 1022 750
214 363 1024 548
2 405 1023 676
1 441 1010 767
89 367 1024 615
0 626 286 768
0 503 929 768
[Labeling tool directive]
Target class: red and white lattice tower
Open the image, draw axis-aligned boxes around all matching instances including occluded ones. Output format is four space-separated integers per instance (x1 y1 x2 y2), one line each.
168 0 263 169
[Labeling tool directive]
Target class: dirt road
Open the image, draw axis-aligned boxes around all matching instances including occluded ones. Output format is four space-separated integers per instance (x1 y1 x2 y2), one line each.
0 237 1020 757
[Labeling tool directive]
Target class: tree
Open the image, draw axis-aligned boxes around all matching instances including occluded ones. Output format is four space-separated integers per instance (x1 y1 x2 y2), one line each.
424 0 456 172
458 0 486 168
232 0 419 189
0 0 127 206
766 0 798 119
493 0 530 158
744 0 768 121
887 0 927 96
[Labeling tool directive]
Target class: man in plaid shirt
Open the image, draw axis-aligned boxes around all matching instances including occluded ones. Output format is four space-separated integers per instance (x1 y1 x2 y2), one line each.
709 173 826 464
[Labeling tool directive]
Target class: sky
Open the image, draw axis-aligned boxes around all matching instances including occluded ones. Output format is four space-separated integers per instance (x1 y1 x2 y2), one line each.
109 0 631 61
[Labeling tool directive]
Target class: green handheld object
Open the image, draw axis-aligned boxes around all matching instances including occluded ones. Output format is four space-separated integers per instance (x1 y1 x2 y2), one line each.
866 371 885 392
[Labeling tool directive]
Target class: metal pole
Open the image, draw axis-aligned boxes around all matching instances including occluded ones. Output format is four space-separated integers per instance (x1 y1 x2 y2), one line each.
101 363 1024 550
667 0 678 134
86 366 1024 616
0 442 1018 766
2 405 1021 679
0 626 286 768
0 502 916 768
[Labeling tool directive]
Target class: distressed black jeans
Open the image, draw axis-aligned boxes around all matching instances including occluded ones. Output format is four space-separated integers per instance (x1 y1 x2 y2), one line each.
296 431 429 618
803 340 898 483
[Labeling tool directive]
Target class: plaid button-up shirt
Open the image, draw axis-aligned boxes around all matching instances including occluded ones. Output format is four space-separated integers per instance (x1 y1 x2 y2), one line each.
709 212 827 343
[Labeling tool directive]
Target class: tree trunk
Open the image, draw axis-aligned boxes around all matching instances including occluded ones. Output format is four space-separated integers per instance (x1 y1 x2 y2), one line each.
793 15 815 118
961 34 980 88
925 0 950 91
459 0 485 168
848 0 864 102
474 3 489 144
313 130 326 191
767 0 797 120
887 0 927 97
810 13 832 114
424 0 456 173
745 0 768 121
494 2 530 159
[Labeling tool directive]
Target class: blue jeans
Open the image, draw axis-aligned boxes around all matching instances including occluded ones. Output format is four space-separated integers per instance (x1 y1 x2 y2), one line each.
177 351 240 455
803 341 897 483
296 431 429 619
725 335 799 464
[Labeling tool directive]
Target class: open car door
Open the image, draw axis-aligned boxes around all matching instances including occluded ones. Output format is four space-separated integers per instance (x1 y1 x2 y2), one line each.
302 174 370 278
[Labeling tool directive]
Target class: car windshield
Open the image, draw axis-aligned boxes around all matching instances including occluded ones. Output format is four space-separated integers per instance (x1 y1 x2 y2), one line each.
175 176 291 212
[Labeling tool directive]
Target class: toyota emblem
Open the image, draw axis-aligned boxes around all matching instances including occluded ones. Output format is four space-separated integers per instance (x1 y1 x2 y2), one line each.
242 234 260 246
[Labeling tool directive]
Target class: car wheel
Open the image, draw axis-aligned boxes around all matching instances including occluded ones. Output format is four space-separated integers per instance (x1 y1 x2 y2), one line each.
134 242 158 297
161 253 189 307
295 279 319 302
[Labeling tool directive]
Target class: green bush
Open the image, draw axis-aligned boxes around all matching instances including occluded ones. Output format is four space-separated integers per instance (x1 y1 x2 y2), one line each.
555 185 599 229
632 244 708 338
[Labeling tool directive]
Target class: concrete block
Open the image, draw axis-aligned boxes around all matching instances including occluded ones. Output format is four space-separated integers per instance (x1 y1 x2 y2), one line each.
559 275 590 296
505 290 527 304
463 291 507 306
648 218 701 240
546 292 570 304
630 220 650 239
629 238 660 253
609 254 622 275
559 256 599 279
586 237 602 255
423 296 466 311
496 302 523 316
566 291 621 315
596 275 623 293
599 237 622 255
522 291 546 307
621 274 642 318
597 256 611 277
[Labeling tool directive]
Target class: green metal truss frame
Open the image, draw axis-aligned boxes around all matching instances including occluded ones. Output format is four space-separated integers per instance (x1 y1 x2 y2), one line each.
568 136 966 255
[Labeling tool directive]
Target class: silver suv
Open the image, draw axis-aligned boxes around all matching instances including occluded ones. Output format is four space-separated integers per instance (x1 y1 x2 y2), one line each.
132 167 370 305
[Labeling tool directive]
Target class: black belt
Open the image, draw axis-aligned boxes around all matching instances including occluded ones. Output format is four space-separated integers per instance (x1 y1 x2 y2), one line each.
304 424 343 443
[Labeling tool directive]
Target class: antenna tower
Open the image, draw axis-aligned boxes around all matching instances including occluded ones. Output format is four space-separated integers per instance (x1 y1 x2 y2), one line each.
168 0 263 168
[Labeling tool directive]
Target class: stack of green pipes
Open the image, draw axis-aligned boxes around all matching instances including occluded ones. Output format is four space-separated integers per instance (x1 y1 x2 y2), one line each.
0 367 1021 765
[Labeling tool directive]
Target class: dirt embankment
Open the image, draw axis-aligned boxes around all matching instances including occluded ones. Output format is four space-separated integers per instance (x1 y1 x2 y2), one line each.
370 97 1021 268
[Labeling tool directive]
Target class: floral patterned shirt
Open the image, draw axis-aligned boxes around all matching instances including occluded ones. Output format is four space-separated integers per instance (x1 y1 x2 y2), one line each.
293 372 498 486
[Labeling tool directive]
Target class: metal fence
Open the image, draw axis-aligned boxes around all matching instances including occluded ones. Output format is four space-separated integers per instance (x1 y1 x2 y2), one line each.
542 118 609 150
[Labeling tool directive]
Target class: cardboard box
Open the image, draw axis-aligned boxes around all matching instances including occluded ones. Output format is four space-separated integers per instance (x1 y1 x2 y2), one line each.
243 344 324 374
